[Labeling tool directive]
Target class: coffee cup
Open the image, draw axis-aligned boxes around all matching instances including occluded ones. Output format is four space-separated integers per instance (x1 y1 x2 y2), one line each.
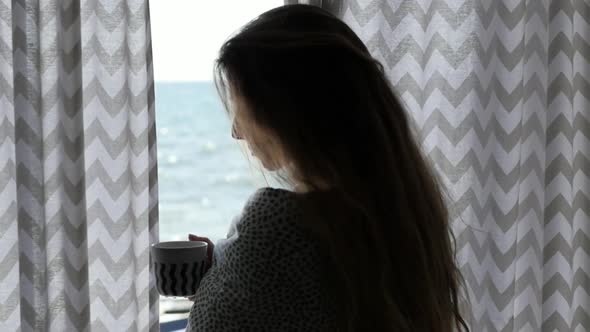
151 241 209 297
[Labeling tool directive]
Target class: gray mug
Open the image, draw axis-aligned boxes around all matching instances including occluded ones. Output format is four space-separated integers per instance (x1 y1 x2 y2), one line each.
151 241 209 297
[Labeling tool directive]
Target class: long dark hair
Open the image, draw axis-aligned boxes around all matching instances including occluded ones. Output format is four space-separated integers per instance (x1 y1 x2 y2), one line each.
214 4 469 331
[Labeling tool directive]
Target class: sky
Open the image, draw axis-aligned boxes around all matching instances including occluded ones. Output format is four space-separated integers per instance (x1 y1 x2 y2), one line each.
150 0 283 82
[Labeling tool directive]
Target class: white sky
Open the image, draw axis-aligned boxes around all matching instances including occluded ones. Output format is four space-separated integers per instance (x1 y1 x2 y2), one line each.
150 0 283 82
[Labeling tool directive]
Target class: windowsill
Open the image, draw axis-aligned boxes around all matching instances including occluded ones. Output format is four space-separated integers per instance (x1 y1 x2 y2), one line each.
160 318 188 332
160 297 191 327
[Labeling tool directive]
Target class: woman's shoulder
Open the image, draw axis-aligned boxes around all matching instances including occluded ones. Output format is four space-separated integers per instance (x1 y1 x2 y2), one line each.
239 187 301 229
235 187 312 251
246 187 299 205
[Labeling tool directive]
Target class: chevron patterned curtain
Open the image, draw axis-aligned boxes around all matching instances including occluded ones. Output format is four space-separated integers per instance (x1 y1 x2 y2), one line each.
295 0 590 331
0 0 159 331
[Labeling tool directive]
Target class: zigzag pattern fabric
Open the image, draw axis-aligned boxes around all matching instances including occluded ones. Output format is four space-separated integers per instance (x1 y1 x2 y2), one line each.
0 0 159 331
294 0 590 330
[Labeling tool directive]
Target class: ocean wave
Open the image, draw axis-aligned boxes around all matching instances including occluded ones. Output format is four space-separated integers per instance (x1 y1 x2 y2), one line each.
200 141 217 152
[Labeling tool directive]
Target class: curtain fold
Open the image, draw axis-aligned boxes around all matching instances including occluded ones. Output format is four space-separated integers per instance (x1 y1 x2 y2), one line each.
294 0 590 330
0 0 159 331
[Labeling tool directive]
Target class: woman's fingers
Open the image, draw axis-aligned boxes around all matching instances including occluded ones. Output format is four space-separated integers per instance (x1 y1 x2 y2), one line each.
188 234 213 246
188 233 204 241
188 234 214 268
185 234 214 302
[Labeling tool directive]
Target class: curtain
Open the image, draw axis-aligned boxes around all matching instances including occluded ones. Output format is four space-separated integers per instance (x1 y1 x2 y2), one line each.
0 0 159 331
293 0 590 330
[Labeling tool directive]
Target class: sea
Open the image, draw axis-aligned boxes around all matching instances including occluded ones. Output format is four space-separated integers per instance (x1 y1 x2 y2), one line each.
155 81 271 243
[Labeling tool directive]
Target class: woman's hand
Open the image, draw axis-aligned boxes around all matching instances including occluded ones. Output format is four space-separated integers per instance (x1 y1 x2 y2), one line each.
186 234 214 302
188 234 214 269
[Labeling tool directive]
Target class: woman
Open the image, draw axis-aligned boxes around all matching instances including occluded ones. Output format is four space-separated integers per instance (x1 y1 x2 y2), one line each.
186 4 469 332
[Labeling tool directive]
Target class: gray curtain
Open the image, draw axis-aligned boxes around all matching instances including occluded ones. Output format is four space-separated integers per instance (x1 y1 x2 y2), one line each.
0 0 159 331
294 0 590 331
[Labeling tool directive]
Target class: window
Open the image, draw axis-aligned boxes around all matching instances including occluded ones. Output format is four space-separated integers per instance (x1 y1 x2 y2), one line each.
150 0 283 325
